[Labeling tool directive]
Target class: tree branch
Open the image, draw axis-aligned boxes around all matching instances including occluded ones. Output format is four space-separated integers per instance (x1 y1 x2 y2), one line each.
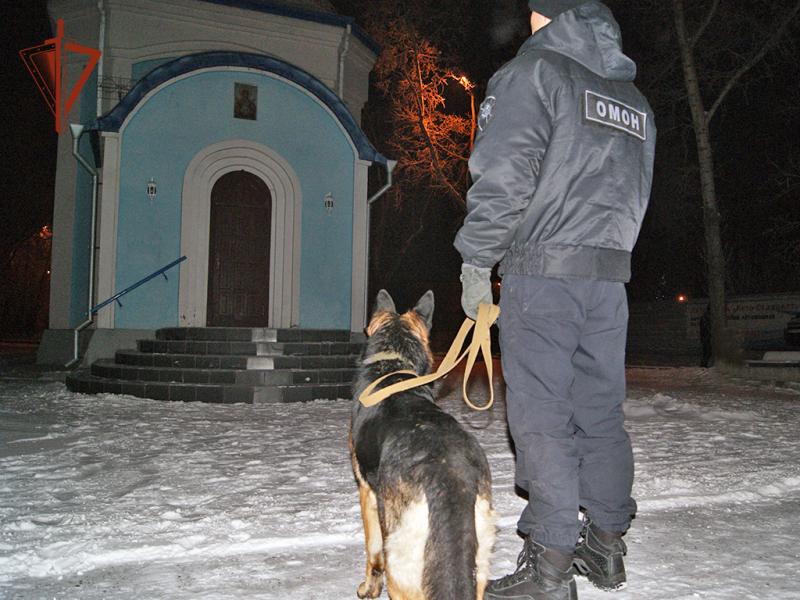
689 0 720 48
707 0 800 122
638 0 717 89
413 52 443 172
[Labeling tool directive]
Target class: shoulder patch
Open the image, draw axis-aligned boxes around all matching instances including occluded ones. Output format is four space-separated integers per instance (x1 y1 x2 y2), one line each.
583 91 647 141
477 96 496 133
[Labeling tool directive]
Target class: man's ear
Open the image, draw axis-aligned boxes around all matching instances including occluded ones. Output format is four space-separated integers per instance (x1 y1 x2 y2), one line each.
412 290 435 330
374 289 397 315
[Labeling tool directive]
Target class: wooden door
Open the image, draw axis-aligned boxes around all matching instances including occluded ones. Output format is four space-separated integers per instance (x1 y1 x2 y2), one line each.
207 171 271 327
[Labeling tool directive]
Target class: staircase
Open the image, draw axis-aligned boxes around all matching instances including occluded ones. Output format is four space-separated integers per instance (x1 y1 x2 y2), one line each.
66 327 365 403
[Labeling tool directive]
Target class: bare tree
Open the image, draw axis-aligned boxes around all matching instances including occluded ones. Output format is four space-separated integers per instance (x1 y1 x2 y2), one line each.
342 1 477 290
768 154 800 283
670 0 800 363
369 7 473 208
0 226 52 337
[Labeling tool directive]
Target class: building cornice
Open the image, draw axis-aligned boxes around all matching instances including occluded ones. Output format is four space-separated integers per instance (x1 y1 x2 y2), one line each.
198 0 380 54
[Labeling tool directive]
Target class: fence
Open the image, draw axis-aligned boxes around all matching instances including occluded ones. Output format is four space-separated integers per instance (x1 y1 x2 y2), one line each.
626 293 800 366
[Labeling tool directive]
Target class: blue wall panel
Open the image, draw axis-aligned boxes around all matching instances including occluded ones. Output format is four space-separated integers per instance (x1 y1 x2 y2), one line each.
114 67 355 329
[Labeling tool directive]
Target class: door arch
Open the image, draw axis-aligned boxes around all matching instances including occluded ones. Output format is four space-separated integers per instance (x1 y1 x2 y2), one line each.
179 140 302 328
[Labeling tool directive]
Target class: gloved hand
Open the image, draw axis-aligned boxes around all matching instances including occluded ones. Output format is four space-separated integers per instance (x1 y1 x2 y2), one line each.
460 263 493 319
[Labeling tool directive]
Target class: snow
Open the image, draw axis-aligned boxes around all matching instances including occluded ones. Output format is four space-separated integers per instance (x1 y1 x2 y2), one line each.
1 366 799 599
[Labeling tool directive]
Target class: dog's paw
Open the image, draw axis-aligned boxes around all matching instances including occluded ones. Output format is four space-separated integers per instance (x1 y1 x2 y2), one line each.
357 576 383 599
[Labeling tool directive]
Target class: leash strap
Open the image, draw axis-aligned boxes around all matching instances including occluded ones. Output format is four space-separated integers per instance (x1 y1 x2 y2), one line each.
358 302 500 410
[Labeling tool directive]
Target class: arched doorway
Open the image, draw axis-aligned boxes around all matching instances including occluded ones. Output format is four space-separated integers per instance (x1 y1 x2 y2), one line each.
179 140 302 328
206 170 272 326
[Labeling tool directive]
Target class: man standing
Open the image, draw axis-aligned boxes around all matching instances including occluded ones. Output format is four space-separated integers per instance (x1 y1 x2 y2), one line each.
455 2 656 599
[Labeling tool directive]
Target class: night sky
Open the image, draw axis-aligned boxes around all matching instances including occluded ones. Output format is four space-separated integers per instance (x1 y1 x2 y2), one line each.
3 0 799 336
4 1 57 250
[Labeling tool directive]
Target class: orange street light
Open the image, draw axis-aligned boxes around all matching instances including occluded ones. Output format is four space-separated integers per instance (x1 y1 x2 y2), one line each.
456 75 474 91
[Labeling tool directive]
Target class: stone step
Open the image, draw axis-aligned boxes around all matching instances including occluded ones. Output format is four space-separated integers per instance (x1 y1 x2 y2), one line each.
66 370 353 403
259 341 364 356
70 327 365 404
117 349 250 369
246 354 360 369
117 350 359 370
156 327 365 344
137 339 364 357
156 327 260 342
91 359 356 386
139 339 259 356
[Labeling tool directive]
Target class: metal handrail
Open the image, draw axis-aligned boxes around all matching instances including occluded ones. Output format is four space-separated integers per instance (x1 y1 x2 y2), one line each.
90 256 187 314
65 256 188 368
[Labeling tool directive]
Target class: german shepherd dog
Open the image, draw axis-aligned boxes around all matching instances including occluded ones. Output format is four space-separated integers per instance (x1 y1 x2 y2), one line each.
350 290 495 600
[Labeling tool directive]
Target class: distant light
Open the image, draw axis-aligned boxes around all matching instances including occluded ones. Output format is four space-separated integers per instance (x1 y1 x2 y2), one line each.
676 294 687 303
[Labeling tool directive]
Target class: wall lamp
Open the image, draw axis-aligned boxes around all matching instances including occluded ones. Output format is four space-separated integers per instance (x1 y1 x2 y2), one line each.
146 178 157 201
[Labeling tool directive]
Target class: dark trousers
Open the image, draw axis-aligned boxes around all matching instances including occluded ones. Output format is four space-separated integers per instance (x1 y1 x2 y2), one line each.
499 274 636 553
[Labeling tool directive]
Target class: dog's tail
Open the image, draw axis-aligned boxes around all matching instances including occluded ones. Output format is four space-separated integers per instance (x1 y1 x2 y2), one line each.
423 484 495 600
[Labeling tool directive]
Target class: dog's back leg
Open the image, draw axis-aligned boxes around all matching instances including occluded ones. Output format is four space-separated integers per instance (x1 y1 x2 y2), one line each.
357 480 384 599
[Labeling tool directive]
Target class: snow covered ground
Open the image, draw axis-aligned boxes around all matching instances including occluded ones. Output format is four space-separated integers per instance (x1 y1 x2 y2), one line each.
1 365 799 599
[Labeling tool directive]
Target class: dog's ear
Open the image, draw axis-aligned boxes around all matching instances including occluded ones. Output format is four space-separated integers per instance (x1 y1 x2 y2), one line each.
374 289 397 315
412 290 435 330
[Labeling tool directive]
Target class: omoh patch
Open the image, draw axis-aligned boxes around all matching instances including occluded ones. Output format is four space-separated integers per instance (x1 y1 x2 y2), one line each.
477 96 496 132
584 91 647 141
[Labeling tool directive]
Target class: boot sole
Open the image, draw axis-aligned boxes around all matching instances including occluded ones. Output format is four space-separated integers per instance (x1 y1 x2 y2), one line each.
573 558 626 591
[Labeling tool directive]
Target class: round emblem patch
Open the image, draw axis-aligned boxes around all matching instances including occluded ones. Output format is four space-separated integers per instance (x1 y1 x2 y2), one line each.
477 96 496 132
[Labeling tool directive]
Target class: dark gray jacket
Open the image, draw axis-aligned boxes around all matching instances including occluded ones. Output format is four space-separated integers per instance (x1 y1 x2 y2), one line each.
454 1 656 282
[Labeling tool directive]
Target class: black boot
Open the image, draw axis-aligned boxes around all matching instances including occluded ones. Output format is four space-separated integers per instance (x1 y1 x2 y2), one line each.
485 537 577 600
573 519 627 591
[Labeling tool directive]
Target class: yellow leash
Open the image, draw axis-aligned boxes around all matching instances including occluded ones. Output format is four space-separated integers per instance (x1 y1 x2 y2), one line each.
358 302 500 411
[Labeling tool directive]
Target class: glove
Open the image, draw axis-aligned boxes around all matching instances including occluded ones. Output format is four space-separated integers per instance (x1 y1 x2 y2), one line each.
460 263 493 320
